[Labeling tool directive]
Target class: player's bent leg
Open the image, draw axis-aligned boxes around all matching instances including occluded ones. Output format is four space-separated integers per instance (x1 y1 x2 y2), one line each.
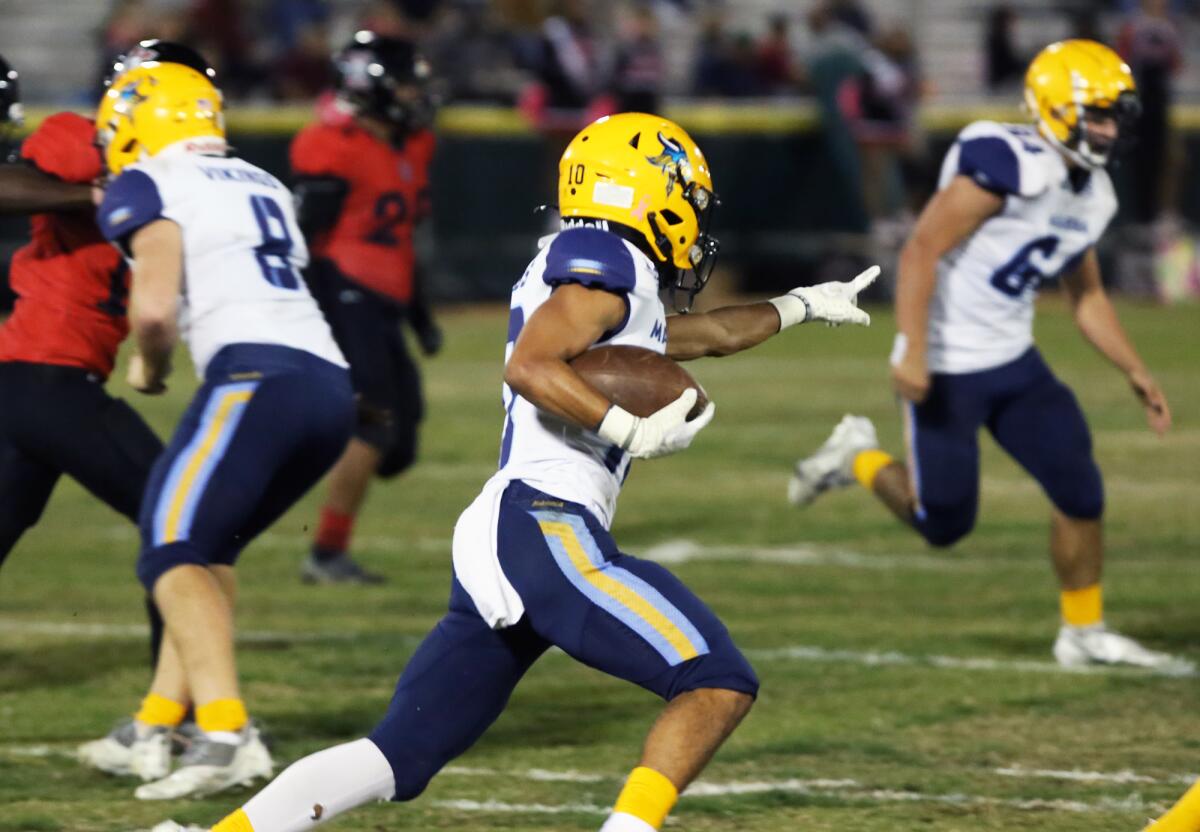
0 438 59 568
184 583 549 832
900 395 982 548
493 482 758 830
368 581 549 800
988 360 1187 670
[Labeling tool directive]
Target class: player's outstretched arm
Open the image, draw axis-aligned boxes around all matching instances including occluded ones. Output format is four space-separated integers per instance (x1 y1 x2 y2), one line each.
665 266 880 362
505 283 712 458
0 163 92 215
1063 249 1172 436
127 219 184 394
892 176 1004 402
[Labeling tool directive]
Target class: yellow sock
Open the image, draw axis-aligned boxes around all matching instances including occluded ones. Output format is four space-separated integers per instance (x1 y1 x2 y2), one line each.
212 808 254 832
613 766 678 830
852 449 895 490
134 693 187 728
196 698 248 734
1060 584 1103 627
1147 778 1200 831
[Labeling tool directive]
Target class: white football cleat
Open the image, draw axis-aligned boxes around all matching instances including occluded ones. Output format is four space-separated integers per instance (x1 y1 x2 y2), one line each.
151 823 207 832
1053 624 1195 673
788 415 879 507
135 725 273 800
77 719 172 781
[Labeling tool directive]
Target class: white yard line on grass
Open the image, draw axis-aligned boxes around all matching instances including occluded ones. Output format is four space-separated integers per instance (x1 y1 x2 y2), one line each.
10 749 1171 820
639 539 988 572
746 644 1198 678
431 774 1161 816
0 618 359 643
996 764 1197 786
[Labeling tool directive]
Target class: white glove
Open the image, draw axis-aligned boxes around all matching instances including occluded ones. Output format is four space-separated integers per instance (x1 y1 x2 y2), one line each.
596 388 715 459
769 265 881 329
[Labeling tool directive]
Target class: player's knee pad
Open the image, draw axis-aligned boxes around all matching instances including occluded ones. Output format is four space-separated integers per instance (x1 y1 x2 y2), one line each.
915 503 976 548
136 541 211 591
376 423 418 479
661 634 760 701
354 399 394 450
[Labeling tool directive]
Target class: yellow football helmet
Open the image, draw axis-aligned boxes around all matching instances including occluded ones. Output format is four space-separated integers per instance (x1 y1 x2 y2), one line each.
559 113 719 311
96 62 225 175
1024 39 1139 169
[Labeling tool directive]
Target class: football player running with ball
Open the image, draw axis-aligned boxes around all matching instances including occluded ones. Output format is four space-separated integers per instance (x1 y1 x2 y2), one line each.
290 32 440 584
93 62 354 799
788 41 1185 670
151 112 877 832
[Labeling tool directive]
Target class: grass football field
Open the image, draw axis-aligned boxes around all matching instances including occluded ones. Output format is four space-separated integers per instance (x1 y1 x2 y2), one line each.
1 299 1197 832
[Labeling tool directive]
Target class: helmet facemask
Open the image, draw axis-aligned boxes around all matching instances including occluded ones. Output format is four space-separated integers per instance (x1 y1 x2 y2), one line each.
1034 86 1141 170
651 180 720 313
1070 91 1141 168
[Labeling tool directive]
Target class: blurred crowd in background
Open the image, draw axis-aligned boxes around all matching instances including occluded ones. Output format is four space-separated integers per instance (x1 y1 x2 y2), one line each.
79 0 1192 230
0 0 1194 299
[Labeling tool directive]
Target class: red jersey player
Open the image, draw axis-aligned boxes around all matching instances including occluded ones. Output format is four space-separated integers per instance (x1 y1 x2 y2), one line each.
0 63 163 569
0 43 232 780
290 31 441 583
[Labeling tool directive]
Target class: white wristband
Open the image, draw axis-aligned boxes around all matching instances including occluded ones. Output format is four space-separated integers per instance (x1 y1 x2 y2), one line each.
596 405 639 449
768 294 811 330
889 333 908 367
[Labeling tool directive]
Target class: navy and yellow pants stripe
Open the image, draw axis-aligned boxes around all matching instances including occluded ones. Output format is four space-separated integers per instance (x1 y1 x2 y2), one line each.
136 344 354 589
367 479 757 802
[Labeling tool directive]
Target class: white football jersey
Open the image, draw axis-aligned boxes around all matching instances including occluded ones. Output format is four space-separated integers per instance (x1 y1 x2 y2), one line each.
925 121 1117 374
495 226 668 528
99 148 345 376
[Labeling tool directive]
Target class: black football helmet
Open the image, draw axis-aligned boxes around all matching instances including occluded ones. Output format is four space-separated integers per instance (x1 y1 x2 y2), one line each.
334 31 435 137
107 39 216 87
0 54 23 163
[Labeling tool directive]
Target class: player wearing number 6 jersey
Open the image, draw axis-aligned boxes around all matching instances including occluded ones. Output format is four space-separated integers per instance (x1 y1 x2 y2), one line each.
93 61 354 800
789 40 1187 671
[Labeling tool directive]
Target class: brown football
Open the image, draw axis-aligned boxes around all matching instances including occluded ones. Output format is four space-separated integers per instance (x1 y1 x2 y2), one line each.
571 345 708 420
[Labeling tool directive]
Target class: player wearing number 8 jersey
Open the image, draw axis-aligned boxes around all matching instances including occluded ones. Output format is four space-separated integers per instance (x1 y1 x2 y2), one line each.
93 61 354 799
789 40 1188 671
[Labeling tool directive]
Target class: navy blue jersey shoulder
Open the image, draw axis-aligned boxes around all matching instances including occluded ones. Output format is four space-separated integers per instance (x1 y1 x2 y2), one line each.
543 228 637 294
99 169 164 252
957 136 1021 196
